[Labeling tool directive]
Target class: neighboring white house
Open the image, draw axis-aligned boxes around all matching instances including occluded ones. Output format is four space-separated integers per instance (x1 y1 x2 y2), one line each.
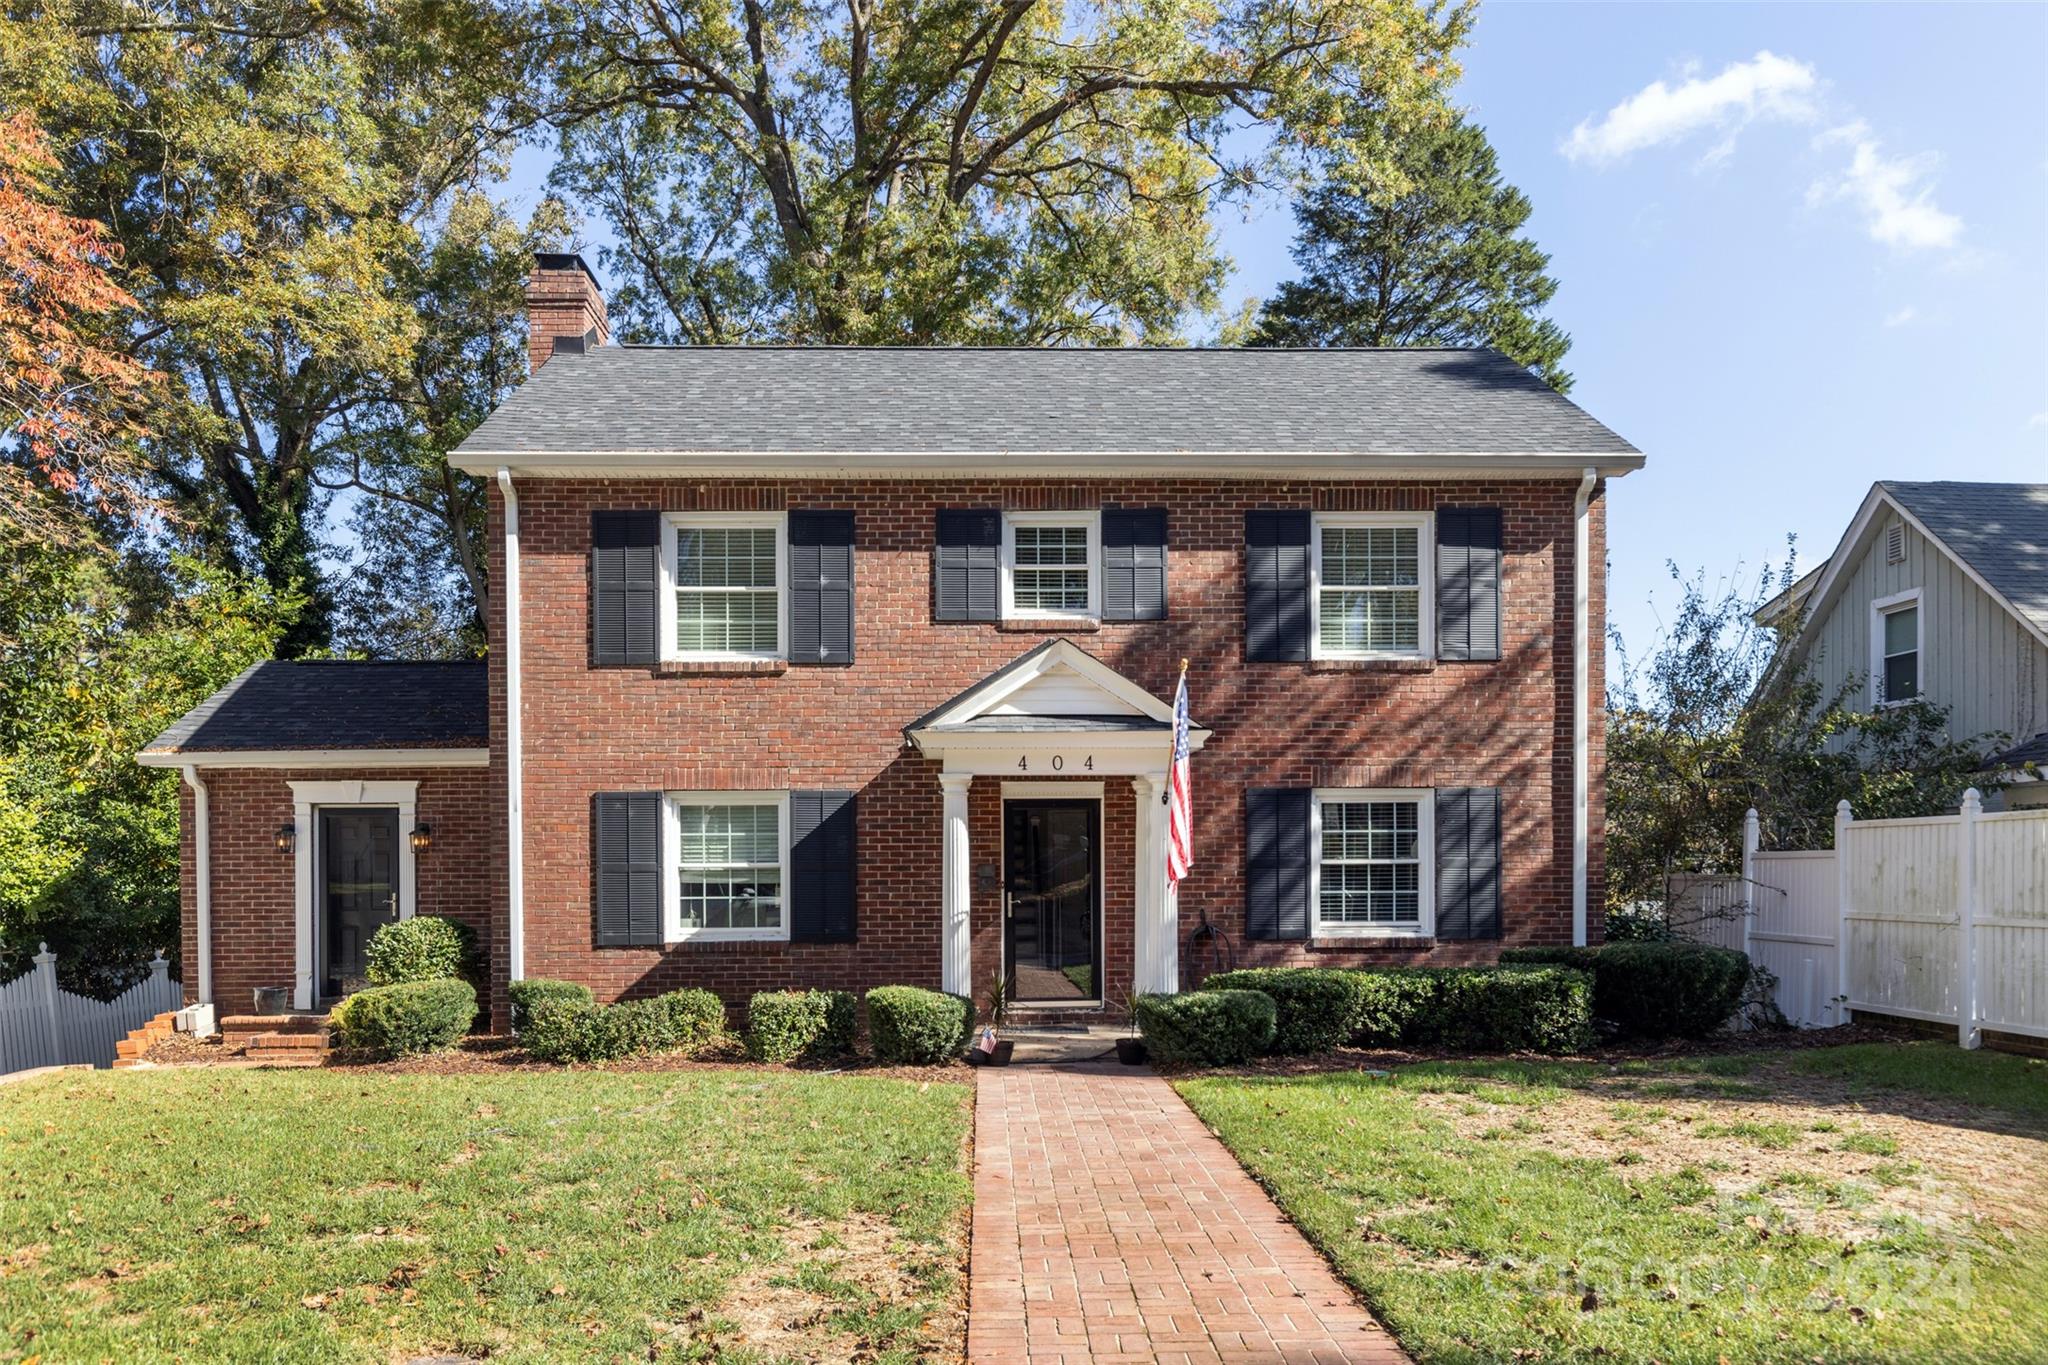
1758 480 2048 807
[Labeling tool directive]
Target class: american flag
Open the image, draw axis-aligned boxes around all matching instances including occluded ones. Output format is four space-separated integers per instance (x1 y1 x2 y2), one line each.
1166 667 1193 888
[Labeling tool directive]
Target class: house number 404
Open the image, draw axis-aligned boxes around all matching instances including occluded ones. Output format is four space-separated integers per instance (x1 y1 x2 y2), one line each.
1016 755 1092 772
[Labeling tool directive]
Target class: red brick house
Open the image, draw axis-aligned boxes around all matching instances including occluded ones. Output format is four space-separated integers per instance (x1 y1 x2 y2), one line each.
141 253 1642 1026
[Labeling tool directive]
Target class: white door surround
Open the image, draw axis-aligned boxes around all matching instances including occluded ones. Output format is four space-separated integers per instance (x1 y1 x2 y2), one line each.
908 641 1205 999
288 779 419 1010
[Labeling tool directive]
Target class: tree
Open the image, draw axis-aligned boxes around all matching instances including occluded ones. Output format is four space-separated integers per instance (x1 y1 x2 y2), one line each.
1605 558 1999 922
1245 117 1571 392
543 0 1471 345
0 111 162 540
0 1 550 654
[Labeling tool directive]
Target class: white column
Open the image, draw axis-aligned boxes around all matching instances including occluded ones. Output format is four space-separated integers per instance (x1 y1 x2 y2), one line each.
1957 788 1982 1050
1131 772 1178 995
1741 807 1760 961
1834 799 1853 1027
940 773 973 996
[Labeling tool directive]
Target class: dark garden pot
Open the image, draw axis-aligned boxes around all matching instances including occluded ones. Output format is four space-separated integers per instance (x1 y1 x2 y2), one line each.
968 1039 1015 1067
252 986 289 1016
1115 1037 1148 1066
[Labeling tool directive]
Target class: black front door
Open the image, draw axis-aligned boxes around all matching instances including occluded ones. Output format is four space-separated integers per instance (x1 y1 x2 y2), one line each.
320 807 401 998
1004 800 1101 1003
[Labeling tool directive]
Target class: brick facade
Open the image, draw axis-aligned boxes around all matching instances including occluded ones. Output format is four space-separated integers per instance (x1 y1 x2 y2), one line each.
476 475 1608 1014
178 767 494 1014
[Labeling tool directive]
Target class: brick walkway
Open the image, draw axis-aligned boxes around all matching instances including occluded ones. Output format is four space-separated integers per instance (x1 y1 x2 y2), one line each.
968 1064 1408 1364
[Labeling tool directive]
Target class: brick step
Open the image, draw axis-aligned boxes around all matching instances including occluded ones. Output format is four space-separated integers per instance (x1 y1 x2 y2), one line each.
220 1013 329 1040
246 1031 330 1052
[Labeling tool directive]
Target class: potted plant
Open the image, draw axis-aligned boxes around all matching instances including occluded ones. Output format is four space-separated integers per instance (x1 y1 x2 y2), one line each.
1114 990 1148 1065
968 970 1015 1066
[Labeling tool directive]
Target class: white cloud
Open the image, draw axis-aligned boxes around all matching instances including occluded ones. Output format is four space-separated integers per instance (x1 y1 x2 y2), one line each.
1561 51 1818 164
1883 306 1918 327
2030 412 2048 430
1811 122 1964 251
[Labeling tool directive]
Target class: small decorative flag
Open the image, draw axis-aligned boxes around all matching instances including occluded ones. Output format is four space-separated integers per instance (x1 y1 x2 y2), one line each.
1166 663 1193 888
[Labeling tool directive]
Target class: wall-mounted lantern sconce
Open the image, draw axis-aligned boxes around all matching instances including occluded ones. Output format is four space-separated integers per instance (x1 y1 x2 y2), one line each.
410 822 433 854
275 823 296 855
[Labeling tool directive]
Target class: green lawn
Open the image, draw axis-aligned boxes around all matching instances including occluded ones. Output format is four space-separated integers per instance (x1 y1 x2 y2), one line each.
1177 1044 2048 1365
0 1067 971 1363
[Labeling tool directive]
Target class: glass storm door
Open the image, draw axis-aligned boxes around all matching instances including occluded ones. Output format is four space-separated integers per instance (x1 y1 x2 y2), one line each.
320 807 401 998
1003 800 1101 1003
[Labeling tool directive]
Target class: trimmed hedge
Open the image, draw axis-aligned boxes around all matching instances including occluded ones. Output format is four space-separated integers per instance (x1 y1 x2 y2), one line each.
1134 990 1277 1065
521 989 725 1064
507 977 595 1035
747 990 857 1063
1194 965 1594 1057
1503 942 1749 1039
331 978 476 1058
866 986 972 1064
364 915 476 987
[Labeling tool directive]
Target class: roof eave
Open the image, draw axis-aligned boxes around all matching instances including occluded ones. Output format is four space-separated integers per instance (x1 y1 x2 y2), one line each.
137 746 491 770
453 449 1644 479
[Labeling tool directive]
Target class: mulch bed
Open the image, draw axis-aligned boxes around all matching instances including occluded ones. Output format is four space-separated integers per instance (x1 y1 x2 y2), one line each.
1161 1023 1901 1078
144 1031 966 1085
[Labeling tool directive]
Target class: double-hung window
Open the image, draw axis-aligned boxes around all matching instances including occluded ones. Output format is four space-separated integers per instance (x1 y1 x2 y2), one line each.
663 513 786 661
1003 511 1100 620
664 792 788 941
1311 513 1433 659
1871 589 1922 706
1311 789 1433 936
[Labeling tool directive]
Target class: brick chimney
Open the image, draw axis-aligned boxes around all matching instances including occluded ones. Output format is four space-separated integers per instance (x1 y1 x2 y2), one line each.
525 252 610 373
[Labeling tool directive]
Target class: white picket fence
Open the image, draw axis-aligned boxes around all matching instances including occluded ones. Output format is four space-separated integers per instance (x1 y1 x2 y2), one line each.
0 946 182 1075
1673 793 2048 1049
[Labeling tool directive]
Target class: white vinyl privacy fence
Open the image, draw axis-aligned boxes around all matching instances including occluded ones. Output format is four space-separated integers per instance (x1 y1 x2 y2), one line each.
0 946 181 1075
1674 793 2048 1049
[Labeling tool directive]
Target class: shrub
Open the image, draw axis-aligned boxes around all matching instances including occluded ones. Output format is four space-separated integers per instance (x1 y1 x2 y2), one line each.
1347 969 1441 1047
520 988 725 1064
747 990 857 1063
866 986 972 1064
1134 990 1277 1066
1503 942 1749 1039
507 977 595 1034
330 978 476 1058
364 915 475 987
1418 967 1594 1054
1201 968 1361 1054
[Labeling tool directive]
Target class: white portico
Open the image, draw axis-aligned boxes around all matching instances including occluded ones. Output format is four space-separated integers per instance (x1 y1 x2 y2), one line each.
904 640 1209 1002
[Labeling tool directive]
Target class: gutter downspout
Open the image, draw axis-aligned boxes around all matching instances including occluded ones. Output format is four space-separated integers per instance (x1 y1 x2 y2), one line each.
497 469 525 984
179 766 213 1004
1572 467 1598 947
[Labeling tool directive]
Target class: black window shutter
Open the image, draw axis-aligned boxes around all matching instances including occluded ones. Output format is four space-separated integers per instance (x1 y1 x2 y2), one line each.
1102 507 1168 622
789 790 857 943
1245 787 1311 940
594 792 663 947
1437 508 1503 662
934 509 1000 622
789 511 855 665
1435 787 1501 940
1245 510 1310 661
592 511 661 666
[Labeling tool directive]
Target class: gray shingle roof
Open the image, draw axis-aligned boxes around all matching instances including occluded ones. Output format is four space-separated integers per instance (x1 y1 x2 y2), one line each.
1991 730 2048 771
141 661 488 755
453 346 1639 467
1883 482 2048 636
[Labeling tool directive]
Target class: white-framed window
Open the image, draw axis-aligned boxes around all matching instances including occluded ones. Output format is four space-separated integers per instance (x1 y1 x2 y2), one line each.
1870 588 1923 707
661 512 787 661
1310 788 1434 937
1310 512 1434 659
663 791 789 941
1002 510 1100 620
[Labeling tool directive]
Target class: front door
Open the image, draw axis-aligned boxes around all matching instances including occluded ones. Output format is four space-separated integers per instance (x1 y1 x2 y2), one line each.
320 807 401 999
1003 799 1101 1003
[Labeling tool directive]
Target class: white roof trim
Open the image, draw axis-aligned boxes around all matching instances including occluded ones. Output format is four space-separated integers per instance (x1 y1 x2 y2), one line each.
1777 484 2048 671
915 640 1178 730
136 747 490 770
450 450 1642 479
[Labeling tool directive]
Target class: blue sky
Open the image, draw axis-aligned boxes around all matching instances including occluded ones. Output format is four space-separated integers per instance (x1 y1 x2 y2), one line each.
507 2 2048 668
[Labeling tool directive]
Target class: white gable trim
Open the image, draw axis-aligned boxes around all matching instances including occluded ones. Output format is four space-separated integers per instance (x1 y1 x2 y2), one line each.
919 639 1179 729
1779 484 2048 673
